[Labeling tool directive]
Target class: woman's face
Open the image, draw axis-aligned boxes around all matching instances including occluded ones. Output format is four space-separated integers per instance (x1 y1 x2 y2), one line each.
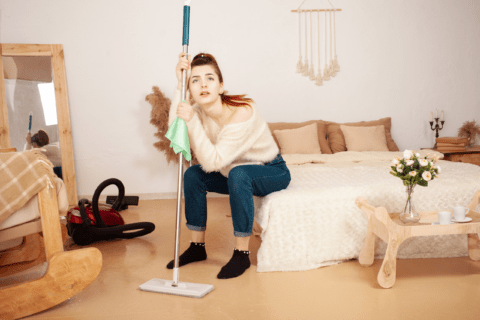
189 65 223 106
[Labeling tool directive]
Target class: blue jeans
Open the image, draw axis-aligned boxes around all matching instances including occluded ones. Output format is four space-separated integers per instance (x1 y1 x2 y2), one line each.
184 154 291 237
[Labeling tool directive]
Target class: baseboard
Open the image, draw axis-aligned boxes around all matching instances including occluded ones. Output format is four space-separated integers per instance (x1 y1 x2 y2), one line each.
77 192 229 201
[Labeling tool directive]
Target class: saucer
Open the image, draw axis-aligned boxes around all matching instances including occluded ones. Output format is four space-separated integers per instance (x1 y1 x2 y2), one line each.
432 221 454 225
451 217 472 223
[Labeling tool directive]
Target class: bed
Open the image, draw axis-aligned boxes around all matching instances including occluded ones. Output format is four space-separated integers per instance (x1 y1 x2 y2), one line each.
252 118 480 272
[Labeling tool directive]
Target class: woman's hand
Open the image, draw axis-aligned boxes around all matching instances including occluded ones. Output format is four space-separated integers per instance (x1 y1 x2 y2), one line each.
176 53 191 89
177 100 194 122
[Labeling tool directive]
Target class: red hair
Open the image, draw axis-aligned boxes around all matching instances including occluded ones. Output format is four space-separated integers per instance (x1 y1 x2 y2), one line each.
191 53 253 107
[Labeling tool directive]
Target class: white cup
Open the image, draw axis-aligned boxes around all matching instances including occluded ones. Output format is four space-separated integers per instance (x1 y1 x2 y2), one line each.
438 211 451 225
453 206 470 221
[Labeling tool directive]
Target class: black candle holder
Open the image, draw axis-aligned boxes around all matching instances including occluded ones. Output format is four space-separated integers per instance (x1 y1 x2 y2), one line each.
430 117 445 148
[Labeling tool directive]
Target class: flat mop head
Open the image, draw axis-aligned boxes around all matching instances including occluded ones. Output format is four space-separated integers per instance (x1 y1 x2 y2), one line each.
139 279 214 298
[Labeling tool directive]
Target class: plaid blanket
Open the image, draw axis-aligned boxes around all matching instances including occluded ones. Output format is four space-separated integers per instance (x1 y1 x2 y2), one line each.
0 150 56 225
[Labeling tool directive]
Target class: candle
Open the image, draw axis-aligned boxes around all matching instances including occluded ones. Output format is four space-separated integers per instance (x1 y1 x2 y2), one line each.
441 110 444 121
430 112 433 121
435 109 438 118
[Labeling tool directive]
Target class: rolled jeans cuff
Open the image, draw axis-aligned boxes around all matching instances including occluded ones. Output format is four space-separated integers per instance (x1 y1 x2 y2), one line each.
186 224 206 232
234 230 252 237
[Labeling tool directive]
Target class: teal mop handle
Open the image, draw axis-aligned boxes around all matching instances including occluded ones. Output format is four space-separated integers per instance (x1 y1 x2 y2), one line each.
173 3 191 287
182 5 190 46
181 5 190 100
28 112 33 133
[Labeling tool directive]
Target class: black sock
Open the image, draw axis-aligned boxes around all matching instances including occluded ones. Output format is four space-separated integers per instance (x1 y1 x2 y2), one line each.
217 248 251 279
166 242 207 269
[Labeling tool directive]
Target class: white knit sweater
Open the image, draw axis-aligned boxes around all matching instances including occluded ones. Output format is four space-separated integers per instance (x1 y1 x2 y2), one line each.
24 142 62 167
169 89 279 177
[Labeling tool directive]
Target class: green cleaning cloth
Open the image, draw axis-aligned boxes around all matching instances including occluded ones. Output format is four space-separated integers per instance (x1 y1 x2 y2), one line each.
165 116 192 161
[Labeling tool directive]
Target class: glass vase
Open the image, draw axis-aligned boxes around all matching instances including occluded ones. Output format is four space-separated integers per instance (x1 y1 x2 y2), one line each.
399 185 420 223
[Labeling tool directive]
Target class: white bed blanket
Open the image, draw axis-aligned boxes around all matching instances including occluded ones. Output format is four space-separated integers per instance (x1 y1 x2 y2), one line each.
254 151 480 272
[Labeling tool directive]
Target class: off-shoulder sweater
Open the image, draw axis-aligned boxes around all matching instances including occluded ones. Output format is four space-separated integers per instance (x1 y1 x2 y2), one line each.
168 89 279 177
24 142 62 167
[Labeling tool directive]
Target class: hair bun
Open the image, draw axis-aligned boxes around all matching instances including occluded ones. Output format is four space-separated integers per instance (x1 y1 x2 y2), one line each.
32 129 50 147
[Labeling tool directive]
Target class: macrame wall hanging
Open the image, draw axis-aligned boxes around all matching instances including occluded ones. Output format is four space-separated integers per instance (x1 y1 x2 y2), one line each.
294 0 341 86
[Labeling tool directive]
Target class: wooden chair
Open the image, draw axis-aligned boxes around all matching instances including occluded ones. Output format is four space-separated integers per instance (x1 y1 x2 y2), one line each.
0 147 67 274
0 183 102 319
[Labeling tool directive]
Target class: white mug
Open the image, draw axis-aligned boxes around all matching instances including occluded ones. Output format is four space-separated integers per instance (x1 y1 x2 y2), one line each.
438 211 451 225
453 206 470 221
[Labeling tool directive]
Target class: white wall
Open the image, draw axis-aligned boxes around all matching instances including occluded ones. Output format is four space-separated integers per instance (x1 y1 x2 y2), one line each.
1 0 479 198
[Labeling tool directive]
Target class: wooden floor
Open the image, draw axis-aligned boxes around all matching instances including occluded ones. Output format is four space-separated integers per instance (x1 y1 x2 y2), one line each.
16 198 480 319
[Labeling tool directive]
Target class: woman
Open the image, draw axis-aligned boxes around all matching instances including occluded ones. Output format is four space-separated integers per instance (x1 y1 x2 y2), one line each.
25 129 62 179
167 53 291 279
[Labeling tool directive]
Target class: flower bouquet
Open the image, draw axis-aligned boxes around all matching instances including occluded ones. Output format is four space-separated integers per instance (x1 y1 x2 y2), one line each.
390 150 441 223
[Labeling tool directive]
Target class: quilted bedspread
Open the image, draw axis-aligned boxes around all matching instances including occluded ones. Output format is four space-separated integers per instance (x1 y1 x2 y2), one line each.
253 151 480 272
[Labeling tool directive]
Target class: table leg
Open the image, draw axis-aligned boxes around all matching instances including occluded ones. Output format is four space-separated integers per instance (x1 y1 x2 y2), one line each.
359 223 375 267
468 233 480 261
378 236 402 289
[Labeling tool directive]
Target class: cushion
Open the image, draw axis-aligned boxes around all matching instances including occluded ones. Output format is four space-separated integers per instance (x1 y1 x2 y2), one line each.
274 123 322 154
0 177 68 232
340 125 389 151
268 120 332 154
326 117 399 153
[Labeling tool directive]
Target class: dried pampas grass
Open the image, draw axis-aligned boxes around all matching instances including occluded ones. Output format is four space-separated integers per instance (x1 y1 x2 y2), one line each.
146 86 197 165
458 120 480 146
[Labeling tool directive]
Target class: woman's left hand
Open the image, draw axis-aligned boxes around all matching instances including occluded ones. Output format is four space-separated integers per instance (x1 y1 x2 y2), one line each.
177 101 194 122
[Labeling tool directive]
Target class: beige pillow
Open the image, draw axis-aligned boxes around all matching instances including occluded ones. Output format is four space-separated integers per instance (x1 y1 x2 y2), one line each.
340 125 389 151
268 120 332 154
274 123 322 154
326 117 399 153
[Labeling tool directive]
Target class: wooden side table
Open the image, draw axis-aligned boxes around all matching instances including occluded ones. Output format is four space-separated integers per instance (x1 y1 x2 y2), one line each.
422 146 480 166
355 191 480 288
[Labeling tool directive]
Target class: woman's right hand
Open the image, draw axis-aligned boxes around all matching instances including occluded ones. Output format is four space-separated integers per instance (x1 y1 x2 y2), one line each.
176 53 191 88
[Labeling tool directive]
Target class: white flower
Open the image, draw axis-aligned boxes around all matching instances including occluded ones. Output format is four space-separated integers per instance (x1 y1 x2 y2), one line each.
415 153 420 158
397 168 403 173
403 150 414 160
422 171 432 181
409 171 417 177
392 158 400 165
397 164 404 170
406 160 414 166
419 159 428 167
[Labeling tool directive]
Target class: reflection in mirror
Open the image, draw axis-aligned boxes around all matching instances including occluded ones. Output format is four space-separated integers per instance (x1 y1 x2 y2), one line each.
0 44 77 206
3 56 63 179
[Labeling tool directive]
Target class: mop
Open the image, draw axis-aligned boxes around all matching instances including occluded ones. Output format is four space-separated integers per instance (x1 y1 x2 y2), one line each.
28 112 33 134
139 0 214 298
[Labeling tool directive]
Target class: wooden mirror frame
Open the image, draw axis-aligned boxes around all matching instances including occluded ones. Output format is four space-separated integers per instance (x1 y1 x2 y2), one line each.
0 44 78 206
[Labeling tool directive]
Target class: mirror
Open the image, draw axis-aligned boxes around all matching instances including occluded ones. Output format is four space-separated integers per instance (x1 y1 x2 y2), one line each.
0 44 78 206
